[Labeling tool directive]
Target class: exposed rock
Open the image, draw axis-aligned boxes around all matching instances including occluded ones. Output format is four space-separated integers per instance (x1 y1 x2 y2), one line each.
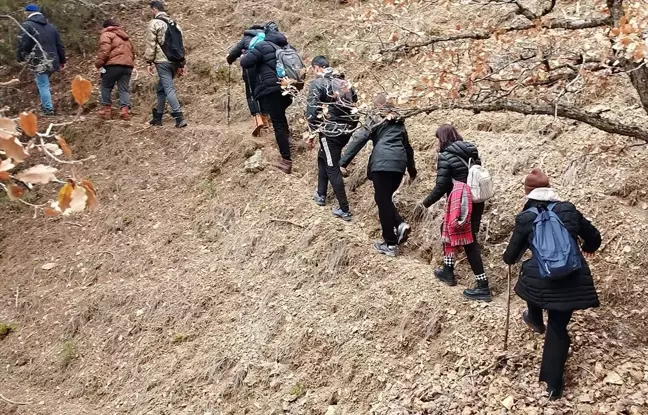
245 150 265 173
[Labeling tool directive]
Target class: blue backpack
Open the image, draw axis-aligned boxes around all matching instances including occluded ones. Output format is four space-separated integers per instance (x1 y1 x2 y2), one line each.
249 32 265 50
527 203 582 279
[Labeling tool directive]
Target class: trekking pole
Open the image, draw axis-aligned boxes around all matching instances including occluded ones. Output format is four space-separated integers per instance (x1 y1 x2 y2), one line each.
503 264 512 351
227 65 231 126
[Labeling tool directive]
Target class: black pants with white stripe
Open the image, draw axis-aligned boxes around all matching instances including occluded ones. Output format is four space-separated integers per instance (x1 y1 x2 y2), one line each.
317 133 351 212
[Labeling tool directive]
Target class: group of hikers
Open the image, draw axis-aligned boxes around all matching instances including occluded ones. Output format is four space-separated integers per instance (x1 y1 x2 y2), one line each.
16 1 186 126
13 1 603 402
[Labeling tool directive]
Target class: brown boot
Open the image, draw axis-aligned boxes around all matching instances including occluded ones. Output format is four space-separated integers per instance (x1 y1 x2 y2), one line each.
272 158 292 174
252 114 264 137
119 106 130 121
261 114 271 129
98 105 112 120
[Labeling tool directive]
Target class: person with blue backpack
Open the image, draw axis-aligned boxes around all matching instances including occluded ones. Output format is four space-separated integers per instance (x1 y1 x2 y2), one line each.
503 168 601 400
226 24 270 136
240 22 306 174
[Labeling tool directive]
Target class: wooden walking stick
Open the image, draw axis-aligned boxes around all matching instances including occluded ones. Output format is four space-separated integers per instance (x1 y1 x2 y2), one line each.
227 65 231 126
503 264 512 351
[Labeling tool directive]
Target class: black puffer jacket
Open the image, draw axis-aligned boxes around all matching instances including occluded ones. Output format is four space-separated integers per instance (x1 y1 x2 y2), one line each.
503 198 602 311
422 141 480 207
226 26 264 65
239 30 289 99
16 13 66 73
340 114 416 179
305 68 358 141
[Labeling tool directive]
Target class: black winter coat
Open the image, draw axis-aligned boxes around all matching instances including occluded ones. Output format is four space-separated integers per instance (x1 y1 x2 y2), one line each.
17 14 66 73
305 69 358 142
240 30 289 99
339 115 416 179
423 141 480 207
503 199 602 311
226 26 264 65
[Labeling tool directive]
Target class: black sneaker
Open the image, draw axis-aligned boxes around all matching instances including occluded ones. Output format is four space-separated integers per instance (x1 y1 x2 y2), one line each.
374 241 397 257
40 109 55 117
396 222 411 245
547 387 563 401
463 280 492 302
332 208 352 222
434 265 457 286
522 309 546 334
313 192 326 206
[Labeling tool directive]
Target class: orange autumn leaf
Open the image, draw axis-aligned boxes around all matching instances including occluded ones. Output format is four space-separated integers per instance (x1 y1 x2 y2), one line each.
71 75 92 106
56 135 72 156
7 183 25 200
58 181 75 212
44 207 60 217
0 171 10 180
81 179 99 212
0 137 29 162
609 27 620 37
19 112 38 137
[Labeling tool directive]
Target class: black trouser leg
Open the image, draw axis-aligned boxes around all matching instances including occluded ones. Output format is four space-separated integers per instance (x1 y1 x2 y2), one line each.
317 154 328 197
260 92 292 160
463 242 485 275
116 67 132 108
372 171 403 245
539 310 573 392
527 302 544 325
319 134 349 212
100 66 120 106
243 69 261 115
471 202 485 239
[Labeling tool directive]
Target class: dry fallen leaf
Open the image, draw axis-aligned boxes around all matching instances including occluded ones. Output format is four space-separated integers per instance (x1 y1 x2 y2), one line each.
71 75 93 106
604 371 624 385
44 143 63 156
58 181 75 212
0 171 9 181
19 112 38 137
0 117 18 139
43 207 60 217
501 396 514 410
0 158 14 172
55 135 72 156
0 137 29 162
80 179 99 212
16 164 58 184
41 262 57 270
6 183 25 200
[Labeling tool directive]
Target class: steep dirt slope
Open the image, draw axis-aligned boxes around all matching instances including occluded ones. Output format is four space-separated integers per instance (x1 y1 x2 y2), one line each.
1 0 648 414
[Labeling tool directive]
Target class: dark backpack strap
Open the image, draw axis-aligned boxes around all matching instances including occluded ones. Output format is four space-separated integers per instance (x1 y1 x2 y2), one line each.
547 203 557 212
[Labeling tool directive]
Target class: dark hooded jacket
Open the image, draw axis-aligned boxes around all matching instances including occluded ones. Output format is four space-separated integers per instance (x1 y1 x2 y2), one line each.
422 141 480 207
17 13 66 73
305 68 358 142
226 25 264 65
339 113 416 180
239 30 290 99
503 196 601 311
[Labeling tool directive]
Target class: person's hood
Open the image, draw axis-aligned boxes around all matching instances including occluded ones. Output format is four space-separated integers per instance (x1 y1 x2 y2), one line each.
264 30 288 47
244 28 263 37
526 187 561 202
27 13 47 25
444 141 478 161
102 26 130 40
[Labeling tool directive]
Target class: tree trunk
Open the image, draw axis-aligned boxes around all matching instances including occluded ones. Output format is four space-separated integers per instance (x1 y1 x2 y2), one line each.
628 64 648 116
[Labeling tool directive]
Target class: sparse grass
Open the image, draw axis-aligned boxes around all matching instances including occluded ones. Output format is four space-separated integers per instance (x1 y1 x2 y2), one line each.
171 333 188 344
0 322 17 340
290 382 305 398
60 340 77 369
198 179 218 197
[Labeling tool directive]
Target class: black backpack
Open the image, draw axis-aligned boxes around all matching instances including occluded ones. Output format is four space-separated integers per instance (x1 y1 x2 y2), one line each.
156 16 185 64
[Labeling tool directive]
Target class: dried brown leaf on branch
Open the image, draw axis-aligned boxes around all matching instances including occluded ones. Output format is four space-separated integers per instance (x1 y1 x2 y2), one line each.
58 181 75 212
19 112 38 137
0 171 10 181
56 135 72 156
81 179 99 212
0 137 29 162
71 76 92 106
43 207 60 217
16 164 58 184
0 158 14 172
69 186 88 213
7 183 25 200
0 117 18 138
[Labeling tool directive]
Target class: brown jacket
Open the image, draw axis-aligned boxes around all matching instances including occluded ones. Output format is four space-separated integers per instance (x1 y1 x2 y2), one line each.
95 26 135 68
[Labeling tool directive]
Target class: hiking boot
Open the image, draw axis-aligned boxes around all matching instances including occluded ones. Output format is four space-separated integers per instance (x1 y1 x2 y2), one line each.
547 386 563 401
522 309 546 334
272 158 292 174
252 114 264 136
332 208 352 222
463 280 492 302
171 111 188 128
149 109 163 126
261 114 271 129
119 106 130 121
434 265 457 286
374 241 397 257
313 192 326 206
98 105 112 120
397 222 411 245
40 108 55 117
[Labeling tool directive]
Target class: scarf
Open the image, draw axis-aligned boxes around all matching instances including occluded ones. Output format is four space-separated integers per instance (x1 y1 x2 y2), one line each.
442 180 473 256
526 187 561 202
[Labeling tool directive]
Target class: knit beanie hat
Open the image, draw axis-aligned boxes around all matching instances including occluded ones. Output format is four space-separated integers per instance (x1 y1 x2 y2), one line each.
524 168 550 194
25 4 40 12
102 18 119 28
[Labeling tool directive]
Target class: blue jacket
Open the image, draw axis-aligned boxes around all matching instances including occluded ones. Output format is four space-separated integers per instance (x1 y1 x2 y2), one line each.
17 13 66 73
